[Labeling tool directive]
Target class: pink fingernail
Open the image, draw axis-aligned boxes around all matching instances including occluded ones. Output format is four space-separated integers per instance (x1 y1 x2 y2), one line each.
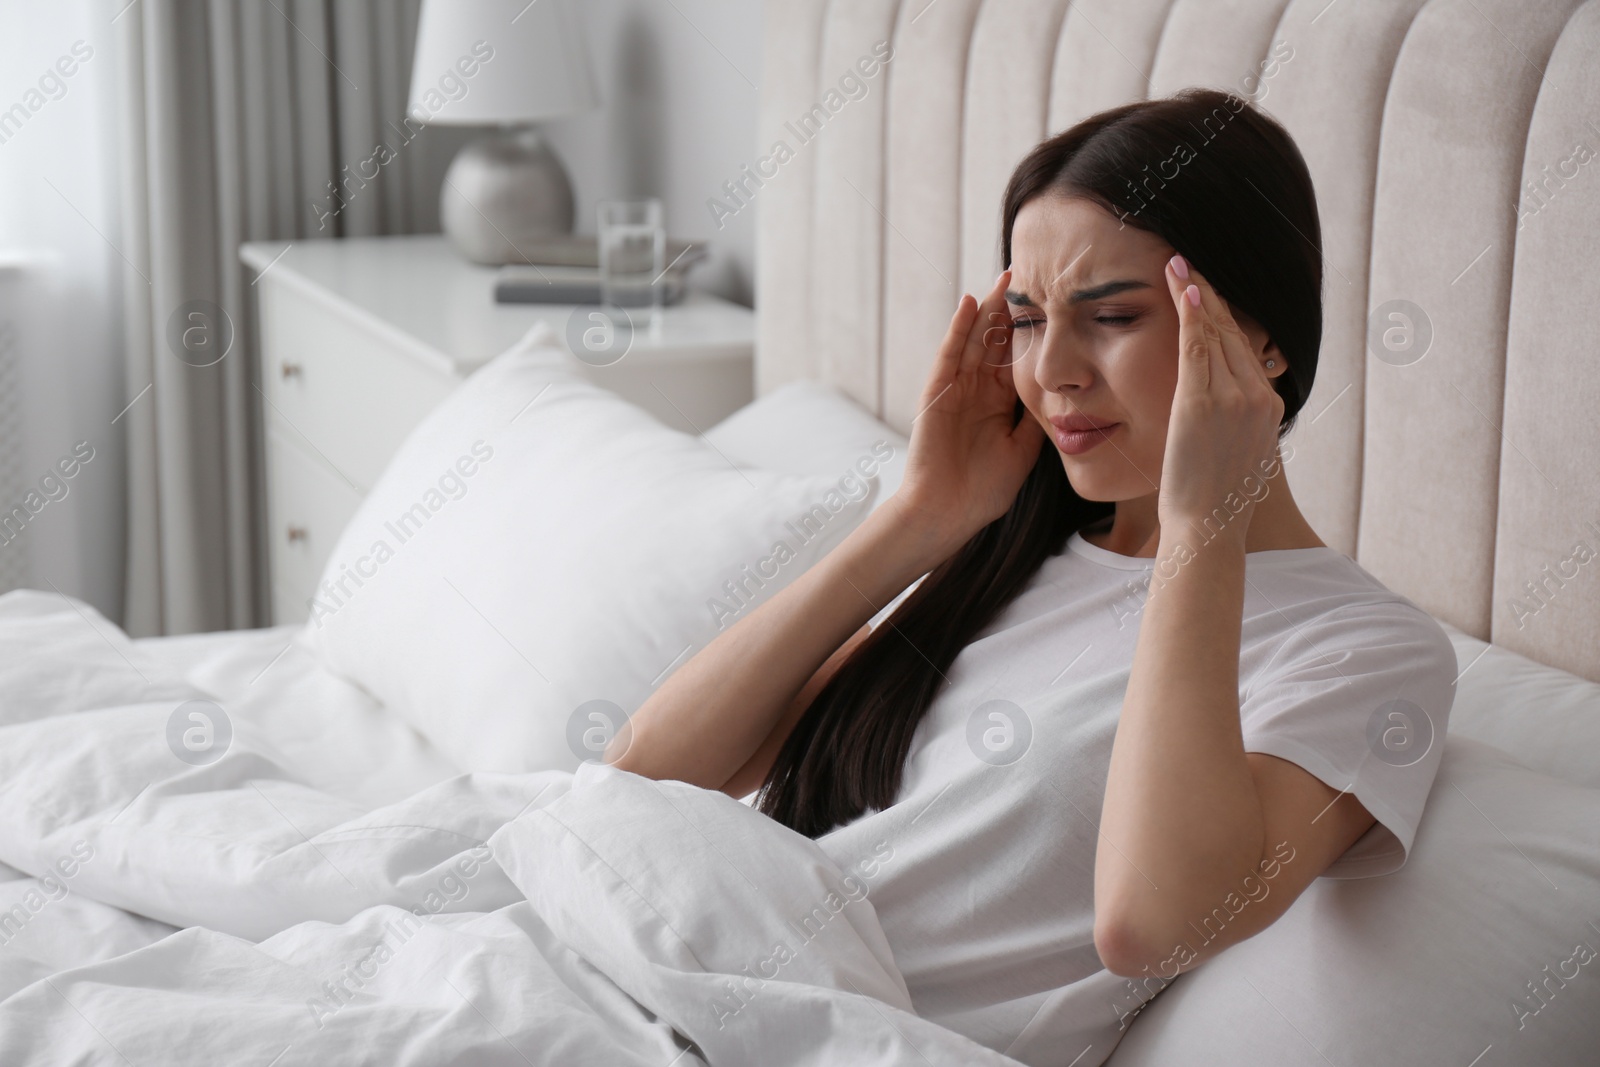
1185 284 1201 307
1171 254 1189 279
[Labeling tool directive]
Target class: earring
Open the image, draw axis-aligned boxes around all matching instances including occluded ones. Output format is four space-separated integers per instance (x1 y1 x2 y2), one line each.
1266 360 1276 368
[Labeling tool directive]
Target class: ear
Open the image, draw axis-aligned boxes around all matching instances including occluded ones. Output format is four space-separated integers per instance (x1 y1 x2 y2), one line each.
1231 306 1285 380
1260 336 1286 381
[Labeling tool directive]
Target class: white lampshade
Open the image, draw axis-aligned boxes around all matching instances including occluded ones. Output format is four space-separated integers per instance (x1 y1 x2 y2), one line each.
408 0 599 126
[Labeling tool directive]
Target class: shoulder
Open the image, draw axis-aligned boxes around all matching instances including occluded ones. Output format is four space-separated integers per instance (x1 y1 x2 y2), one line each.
1324 560 1457 673
1238 572 1458 877
1324 597 1458 719
1249 551 1457 677
1241 552 1459 725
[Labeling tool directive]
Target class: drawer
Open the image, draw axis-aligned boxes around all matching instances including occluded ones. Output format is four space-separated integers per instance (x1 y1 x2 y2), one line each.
257 274 460 492
264 427 365 622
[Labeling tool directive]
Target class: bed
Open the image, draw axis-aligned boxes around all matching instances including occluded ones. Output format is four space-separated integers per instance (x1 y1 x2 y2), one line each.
2 0 1598 1063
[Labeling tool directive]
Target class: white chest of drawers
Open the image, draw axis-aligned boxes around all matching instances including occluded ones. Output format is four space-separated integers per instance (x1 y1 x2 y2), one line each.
241 235 756 626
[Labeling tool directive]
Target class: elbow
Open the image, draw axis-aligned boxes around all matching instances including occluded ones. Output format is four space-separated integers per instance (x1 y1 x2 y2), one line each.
1097 906 1247 980
604 749 639 776
601 723 689 786
600 723 645 776
1094 913 1173 980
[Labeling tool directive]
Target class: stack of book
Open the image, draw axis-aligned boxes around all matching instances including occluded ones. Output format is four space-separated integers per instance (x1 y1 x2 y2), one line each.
493 234 708 305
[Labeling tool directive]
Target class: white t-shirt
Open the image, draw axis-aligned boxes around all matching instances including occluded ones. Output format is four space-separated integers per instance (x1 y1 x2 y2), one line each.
813 529 1458 1067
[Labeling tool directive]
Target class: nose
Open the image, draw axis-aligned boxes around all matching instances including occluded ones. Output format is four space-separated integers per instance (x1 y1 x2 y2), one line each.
1025 323 1095 398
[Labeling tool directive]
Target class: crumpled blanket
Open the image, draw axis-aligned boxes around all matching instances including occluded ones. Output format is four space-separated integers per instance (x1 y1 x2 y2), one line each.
0 591 1023 1065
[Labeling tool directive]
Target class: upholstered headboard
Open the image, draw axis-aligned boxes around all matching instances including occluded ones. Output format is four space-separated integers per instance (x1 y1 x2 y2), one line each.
754 0 1600 682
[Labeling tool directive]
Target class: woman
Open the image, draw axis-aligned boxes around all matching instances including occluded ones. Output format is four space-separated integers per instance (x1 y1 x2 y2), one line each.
613 88 1456 1066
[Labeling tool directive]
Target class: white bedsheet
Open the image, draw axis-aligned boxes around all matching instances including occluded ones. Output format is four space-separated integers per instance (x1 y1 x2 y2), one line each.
133 616 462 807
0 592 1020 1064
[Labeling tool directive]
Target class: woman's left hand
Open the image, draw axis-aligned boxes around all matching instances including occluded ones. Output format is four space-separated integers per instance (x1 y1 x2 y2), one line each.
1155 255 1284 538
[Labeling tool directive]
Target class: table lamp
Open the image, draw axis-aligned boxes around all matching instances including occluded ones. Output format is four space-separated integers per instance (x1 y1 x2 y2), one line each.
408 0 600 265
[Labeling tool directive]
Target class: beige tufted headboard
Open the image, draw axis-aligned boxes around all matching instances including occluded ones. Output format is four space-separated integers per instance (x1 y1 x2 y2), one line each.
754 0 1600 683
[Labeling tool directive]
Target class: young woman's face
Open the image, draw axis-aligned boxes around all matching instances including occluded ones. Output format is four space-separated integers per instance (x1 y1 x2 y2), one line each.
1005 194 1275 502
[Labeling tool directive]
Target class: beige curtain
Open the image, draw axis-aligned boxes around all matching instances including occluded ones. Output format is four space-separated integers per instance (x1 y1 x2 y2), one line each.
115 0 471 636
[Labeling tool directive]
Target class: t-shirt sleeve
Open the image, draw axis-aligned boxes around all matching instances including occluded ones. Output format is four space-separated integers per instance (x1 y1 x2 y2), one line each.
867 571 929 632
1238 599 1458 879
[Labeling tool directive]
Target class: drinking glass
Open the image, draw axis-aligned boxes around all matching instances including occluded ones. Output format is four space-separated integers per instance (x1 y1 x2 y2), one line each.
597 198 665 311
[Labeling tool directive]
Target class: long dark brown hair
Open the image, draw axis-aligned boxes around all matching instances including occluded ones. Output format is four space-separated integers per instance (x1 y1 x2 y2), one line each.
758 87 1324 838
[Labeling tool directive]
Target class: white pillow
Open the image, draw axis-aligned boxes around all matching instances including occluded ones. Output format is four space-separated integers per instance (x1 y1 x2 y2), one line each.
702 381 909 508
1106 736 1600 1066
1438 621 1600 790
301 325 879 773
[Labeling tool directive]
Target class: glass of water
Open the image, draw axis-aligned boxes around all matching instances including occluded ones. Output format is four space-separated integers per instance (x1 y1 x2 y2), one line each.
597 198 665 311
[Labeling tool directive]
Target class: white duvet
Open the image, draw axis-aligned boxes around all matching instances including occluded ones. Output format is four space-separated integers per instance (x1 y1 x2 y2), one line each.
0 592 1020 1065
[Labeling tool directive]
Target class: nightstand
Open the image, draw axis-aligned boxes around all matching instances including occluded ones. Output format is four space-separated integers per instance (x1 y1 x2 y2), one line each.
240 234 756 626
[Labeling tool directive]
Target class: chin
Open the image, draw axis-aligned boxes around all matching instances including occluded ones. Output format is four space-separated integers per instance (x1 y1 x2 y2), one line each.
1057 458 1114 501
1057 454 1143 504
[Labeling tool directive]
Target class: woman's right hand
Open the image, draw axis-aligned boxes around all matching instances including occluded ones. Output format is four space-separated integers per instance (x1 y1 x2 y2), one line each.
890 268 1045 553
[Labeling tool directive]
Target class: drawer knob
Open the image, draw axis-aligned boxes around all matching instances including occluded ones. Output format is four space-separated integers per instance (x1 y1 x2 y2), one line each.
286 525 308 544
281 362 303 380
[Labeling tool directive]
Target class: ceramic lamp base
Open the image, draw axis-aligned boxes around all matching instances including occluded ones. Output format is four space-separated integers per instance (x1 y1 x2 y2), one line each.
439 128 575 265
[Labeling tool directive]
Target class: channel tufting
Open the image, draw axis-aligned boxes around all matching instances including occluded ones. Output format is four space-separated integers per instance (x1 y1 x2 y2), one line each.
755 0 1600 681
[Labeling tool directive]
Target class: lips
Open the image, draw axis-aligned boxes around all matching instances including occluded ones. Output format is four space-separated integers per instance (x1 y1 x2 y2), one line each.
1050 414 1119 434
1048 414 1120 456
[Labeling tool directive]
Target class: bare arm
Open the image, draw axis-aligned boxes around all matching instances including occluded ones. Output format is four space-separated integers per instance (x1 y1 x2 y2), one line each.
1094 525 1375 977
1092 258 1377 977
608 500 953 792
609 269 1043 794
719 621 872 801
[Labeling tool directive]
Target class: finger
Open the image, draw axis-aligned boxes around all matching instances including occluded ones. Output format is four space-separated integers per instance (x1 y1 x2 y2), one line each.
931 293 979 382
963 269 1012 372
1167 258 1218 393
1182 264 1267 389
980 303 1016 368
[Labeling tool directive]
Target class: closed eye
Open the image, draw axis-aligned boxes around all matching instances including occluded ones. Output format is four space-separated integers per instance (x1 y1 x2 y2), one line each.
1012 317 1044 330
1094 312 1139 327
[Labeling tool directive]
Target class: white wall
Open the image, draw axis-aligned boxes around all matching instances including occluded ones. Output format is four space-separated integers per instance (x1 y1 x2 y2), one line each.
538 0 765 307
0 0 125 619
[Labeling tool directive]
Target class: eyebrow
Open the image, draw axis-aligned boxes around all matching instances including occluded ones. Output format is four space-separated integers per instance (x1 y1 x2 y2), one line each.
1005 279 1153 307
